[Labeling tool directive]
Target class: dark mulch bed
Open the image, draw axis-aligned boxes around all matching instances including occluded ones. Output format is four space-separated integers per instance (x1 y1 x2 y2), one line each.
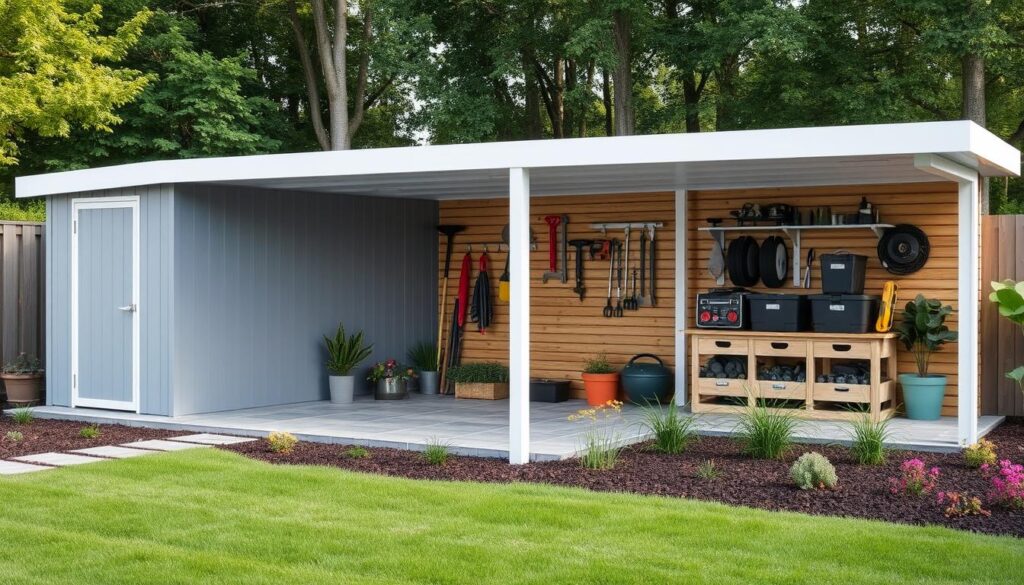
225 418 1024 538
0 417 178 460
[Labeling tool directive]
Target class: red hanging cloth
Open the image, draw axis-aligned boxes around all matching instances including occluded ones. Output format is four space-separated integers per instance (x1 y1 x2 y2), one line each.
457 251 472 327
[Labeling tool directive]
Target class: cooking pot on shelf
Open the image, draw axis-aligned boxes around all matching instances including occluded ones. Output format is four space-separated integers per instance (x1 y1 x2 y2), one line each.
620 353 673 404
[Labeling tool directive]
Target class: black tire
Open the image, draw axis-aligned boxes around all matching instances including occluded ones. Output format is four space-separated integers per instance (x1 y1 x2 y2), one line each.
759 236 788 288
728 236 760 287
877 224 930 275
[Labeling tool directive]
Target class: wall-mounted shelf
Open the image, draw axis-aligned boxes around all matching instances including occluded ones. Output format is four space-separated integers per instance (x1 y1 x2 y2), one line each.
698 223 894 286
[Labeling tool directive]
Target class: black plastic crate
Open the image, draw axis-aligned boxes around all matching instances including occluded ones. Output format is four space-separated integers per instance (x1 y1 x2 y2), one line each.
530 379 571 402
820 253 868 294
809 294 880 333
748 293 811 332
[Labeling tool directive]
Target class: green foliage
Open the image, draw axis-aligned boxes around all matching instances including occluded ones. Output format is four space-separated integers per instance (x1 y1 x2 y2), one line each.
579 428 623 470
446 362 509 384
344 446 370 459
423 438 450 466
0 199 45 221
848 416 890 466
990 280 1024 397
79 424 102 439
2 352 42 374
790 452 838 490
267 431 298 454
407 341 438 372
735 405 797 460
696 459 721 481
963 438 998 469
4 430 24 442
10 407 34 425
323 324 372 376
895 295 957 377
640 403 697 454
582 354 617 375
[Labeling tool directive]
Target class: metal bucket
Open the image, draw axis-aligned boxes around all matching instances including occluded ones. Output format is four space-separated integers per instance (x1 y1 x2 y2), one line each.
375 378 408 400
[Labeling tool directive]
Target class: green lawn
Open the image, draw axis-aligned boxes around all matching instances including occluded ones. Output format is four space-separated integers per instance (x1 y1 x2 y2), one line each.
0 450 1020 585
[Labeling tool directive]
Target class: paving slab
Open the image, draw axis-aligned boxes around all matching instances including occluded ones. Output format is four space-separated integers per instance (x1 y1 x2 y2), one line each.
120 439 211 452
12 452 106 466
0 460 52 475
167 433 257 446
70 445 155 459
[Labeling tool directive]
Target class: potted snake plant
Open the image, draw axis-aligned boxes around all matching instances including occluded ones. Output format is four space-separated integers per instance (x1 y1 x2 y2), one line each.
895 295 957 420
324 324 373 404
408 341 439 394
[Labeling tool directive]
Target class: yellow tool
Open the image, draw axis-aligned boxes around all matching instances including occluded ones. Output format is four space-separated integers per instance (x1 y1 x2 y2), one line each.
876 280 899 332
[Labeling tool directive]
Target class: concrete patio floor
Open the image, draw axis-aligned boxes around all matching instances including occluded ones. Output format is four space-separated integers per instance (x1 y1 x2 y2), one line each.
27 395 1004 460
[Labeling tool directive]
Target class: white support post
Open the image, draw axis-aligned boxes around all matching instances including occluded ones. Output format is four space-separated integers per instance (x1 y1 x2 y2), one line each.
914 154 980 446
674 189 688 408
508 167 531 464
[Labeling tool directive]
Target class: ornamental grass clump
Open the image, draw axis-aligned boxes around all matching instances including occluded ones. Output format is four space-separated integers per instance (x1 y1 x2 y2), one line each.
78 424 101 439
10 407 33 425
423 438 451 466
696 459 721 481
734 404 797 460
789 452 838 490
848 415 889 465
982 459 1024 510
963 438 998 469
640 402 697 454
889 458 940 496
570 401 624 470
267 431 298 454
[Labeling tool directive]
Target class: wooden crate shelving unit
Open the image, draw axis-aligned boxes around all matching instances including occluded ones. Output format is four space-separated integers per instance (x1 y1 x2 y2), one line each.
688 329 898 421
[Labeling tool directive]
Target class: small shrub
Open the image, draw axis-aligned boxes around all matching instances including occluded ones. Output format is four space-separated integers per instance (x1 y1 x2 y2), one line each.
640 403 697 454
4 430 24 442
963 438 998 469
10 408 33 425
570 401 624 470
344 446 369 459
446 362 509 384
423 438 450 466
407 342 438 372
78 424 101 439
937 491 990 518
2 352 42 374
267 431 298 454
848 415 889 465
582 354 617 375
982 459 1024 510
696 459 721 481
889 458 940 496
790 452 838 490
735 405 797 460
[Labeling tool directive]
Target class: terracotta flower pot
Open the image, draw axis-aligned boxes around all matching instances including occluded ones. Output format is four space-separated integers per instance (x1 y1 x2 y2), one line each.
2 372 43 406
581 372 619 406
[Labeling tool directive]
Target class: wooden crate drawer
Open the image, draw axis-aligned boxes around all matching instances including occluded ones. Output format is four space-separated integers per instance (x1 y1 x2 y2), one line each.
813 382 870 403
753 340 807 358
812 341 871 359
697 377 749 397
697 337 748 355
756 380 807 400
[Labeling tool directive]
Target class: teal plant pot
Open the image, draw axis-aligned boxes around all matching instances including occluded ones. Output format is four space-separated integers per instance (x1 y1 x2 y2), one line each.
899 374 947 421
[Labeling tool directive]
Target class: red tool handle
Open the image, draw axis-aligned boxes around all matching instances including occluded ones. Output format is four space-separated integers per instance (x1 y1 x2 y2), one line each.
544 215 561 272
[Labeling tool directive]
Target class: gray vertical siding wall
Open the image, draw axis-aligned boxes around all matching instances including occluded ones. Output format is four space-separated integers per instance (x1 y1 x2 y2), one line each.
172 185 437 415
46 186 175 415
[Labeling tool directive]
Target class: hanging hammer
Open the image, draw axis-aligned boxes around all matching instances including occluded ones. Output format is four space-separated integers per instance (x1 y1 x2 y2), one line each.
568 239 593 301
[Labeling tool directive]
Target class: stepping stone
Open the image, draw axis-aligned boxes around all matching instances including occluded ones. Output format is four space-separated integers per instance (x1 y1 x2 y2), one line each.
0 460 51 475
12 452 105 467
70 445 154 459
120 439 211 452
167 433 256 446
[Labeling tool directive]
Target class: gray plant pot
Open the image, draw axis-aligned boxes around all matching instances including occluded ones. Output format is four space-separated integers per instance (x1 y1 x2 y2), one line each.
375 377 408 400
419 371 439 394
328 375 355 404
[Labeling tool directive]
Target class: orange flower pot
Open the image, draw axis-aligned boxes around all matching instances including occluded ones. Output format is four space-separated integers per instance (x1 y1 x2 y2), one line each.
581 372 620 406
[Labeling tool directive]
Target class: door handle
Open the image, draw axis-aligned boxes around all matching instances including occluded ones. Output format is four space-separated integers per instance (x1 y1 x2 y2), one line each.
118 304 137 313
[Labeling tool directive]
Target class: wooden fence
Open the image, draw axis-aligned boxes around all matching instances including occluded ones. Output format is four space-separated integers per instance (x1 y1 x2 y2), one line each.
981 215 1024 416
0 222 44 371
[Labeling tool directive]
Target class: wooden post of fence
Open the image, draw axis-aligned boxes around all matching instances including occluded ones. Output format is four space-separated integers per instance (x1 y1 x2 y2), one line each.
980 214 1024 417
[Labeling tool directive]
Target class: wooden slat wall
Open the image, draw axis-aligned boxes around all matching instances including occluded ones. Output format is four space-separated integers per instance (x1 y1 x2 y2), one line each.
687 183 963 416
0 222 45 378
980 215 1024 417
438 193 675 398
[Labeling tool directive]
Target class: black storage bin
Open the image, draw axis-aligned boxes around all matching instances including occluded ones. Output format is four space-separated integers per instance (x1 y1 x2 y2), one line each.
809 295 880 333
530 379 570 402
748 293 810 332
820 253 868 294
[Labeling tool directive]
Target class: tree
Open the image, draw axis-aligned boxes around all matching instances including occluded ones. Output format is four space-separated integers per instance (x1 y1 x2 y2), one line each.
0 0 150 165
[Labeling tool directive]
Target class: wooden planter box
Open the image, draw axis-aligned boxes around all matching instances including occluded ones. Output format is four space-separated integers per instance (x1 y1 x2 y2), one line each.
455 382 509 400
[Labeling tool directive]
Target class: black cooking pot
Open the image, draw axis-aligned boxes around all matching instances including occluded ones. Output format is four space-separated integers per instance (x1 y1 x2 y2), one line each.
620 353 673 404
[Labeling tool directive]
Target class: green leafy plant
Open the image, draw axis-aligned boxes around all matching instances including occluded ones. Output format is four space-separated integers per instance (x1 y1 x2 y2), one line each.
407 341 438 372
78 424 101 439
894 294 957 377
790 452 838 490
446 362 509 384
1 352 42 374
696 459 721 480
848 415 889 465
734 404 797 460
4 430 24 442
989 280 1024 395
423 438 451 466
267 431 298 454
570 401 624 470
10 407 34 425
323 324 373 376
582 354 617 375
963 439 998 469
344 446 369 459
640 402 697 454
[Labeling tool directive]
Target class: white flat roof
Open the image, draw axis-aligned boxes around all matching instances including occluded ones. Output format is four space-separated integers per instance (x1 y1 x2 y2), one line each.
16 121 1020 199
